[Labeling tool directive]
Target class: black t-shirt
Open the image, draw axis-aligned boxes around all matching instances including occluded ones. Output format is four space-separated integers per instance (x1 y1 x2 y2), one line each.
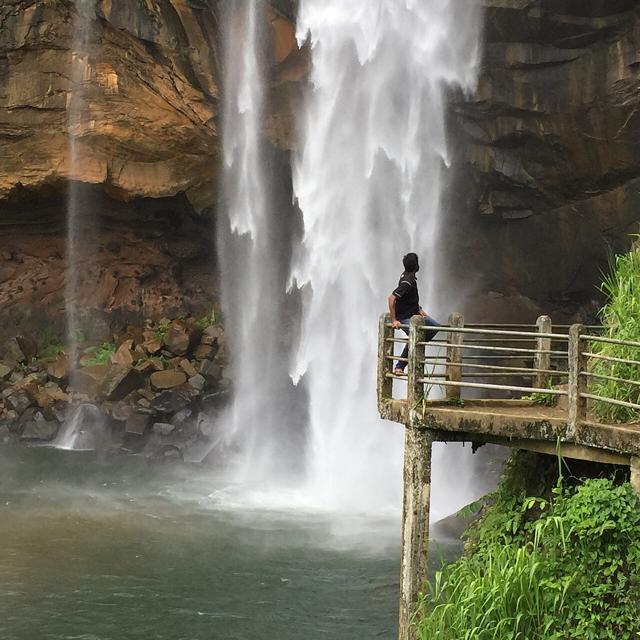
392 272 420 320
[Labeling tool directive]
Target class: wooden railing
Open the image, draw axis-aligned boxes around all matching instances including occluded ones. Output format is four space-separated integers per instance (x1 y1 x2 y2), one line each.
376 313 640 432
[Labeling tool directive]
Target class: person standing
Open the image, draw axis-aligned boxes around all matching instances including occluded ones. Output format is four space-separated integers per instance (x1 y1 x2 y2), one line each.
387 252 441 376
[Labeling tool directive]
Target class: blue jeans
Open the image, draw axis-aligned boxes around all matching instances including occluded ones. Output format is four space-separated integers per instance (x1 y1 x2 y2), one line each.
395 315 441 372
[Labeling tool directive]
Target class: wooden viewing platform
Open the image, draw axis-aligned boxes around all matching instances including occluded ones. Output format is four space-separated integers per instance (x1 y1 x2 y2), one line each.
376 313 640 640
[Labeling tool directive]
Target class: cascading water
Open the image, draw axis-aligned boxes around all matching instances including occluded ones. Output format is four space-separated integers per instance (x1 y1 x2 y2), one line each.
218 0 306 484
56 0 96 451
64 0 95 374
292 0 483 513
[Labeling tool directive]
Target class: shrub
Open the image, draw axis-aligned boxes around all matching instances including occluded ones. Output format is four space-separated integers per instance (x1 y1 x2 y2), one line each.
80 342 116 366
415 461 640 639
591 245 640 423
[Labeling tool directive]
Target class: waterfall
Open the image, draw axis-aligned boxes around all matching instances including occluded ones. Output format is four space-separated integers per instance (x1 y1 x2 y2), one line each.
65 0 95 375
56 1 96 450
218 1 306 483
292 0 482 512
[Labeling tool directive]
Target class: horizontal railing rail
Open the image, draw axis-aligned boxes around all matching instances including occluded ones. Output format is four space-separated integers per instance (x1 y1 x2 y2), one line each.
376 312 640 434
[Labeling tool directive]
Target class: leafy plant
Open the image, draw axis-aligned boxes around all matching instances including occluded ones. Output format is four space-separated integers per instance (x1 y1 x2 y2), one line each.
193 312 218 330
39 327 64 360
523 380 558 407
81 342 116 366
155 320 170 343
414 455 640 640
590 243 640 423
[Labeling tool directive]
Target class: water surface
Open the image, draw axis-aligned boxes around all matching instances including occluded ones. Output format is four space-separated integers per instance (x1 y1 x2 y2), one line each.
0 447 415 640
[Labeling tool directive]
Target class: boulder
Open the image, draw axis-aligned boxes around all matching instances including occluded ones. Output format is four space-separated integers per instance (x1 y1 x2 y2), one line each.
110 340 134 367
179 359 199 378
135 360 158 375
6 391 31 415
2 338 25 366
142 339 162 355
193 344 214 360
199 359 222 387
162 325 190 356
151 422 175 437
200 325 224 346
188 374 206 391
21 419 59 441
125 413 150 436
73 364 110 397
102 367 144 401
15 335 38 361
34 382 69 409
46 355 70 382
170 408 192 427
150 369 187 391
150 389 191 414
0 362 12 381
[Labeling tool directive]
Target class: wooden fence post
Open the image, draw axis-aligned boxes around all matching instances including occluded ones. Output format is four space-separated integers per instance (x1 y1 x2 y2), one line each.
535 315 552 389
377 313 394 413
568 323 587 437
446 313 464 401
399 426 434 640
407 315 426 425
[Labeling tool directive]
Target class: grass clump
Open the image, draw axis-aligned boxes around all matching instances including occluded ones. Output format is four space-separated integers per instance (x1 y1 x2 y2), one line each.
415 454 640 640
591 245 640 423
523 381 558 407
39 327 64 359
80 342 116 366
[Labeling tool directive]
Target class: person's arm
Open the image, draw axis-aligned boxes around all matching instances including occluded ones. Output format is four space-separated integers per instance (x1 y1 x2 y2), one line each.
388 294 401 329
419 307 427 317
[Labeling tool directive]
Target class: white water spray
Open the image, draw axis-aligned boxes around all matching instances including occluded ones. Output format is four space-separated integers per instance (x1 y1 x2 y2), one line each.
292 0 482 512
219 1 305 483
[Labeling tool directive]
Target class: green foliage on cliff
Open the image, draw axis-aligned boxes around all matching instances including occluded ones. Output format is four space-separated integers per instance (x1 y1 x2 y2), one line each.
415 455 640 640
591 244 640 423
80 342 116 366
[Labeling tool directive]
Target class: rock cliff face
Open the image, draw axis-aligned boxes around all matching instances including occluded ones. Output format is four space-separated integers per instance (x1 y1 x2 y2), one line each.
445 0 640 321
0 0 300 337
1 0 639 332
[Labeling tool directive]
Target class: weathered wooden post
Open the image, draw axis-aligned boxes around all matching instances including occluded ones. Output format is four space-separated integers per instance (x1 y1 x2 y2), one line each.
399 427 434 640
534 315 552 389
407 315 426 425
377 313 394 413
568 324 587 437
446 313 464 401
631 457 640 497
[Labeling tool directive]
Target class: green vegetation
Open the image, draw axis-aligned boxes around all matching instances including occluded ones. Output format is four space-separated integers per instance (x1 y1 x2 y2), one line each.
80 342 116 366
591 244 640 423
155 320 171 343
523 380 558 407
39 328 64 360
415 454 640 640
193 312 218 330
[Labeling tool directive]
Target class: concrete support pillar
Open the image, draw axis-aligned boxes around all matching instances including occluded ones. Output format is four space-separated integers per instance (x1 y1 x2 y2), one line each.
399 426 434 640
534 315 552 390
568 324 587 437
631 457 640 497
378 313 394 413
446 313 464 401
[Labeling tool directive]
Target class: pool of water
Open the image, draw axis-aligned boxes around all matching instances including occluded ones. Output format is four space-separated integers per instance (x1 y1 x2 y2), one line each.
0 446 464 640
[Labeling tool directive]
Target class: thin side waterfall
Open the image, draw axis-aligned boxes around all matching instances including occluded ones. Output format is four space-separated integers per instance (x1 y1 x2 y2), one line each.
56 1 96 450
65 0 94 378
218 0 305 484
292 0 483 512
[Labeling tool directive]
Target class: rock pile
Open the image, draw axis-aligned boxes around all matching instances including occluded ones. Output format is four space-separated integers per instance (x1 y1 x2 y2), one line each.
0 318 230 460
